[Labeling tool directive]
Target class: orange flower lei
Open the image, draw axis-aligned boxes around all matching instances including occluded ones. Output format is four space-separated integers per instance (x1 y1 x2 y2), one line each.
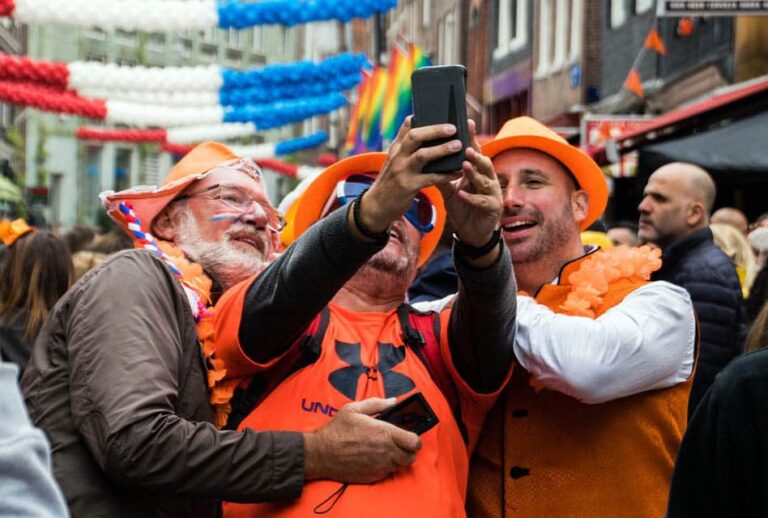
559 245 663 318
157 241 240 428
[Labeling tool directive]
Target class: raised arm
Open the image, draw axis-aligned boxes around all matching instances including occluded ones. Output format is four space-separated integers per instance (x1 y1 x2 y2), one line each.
439 119 517 393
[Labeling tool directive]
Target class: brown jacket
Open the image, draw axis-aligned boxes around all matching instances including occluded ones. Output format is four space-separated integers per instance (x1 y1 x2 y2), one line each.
21 250 304 518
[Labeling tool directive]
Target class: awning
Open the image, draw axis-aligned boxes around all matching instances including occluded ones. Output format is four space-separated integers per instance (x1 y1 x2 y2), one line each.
0 175 22 203
589 76 768 165
638 110 768 176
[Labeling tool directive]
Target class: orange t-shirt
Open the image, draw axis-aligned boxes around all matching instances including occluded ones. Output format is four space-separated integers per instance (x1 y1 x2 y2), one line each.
215 283 509 518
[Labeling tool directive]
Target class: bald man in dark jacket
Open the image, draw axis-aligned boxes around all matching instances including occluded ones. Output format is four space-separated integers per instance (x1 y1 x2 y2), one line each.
638 163 745 414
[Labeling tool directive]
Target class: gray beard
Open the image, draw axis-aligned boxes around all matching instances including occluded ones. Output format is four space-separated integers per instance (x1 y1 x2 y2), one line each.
173 209 268 291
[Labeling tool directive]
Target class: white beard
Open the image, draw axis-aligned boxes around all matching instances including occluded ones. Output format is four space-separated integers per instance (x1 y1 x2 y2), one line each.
174 210 269 291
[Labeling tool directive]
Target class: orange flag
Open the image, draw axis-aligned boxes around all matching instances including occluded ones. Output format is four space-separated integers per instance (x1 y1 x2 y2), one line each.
624 68 644 98
677 18 694 37
644 27 666 55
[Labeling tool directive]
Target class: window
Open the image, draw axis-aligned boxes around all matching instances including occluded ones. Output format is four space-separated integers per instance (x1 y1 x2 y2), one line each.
495 0 528 58
553 0 568 68
444 11 457 64
437 10 458 65
201 26 216 43
570 0 583 60
228 28 241 47
609 0 627 29
536 0 553 75
114 148 132 192
635 0 654 13
422 0 431 27
252 27 263 52
116 29 137 44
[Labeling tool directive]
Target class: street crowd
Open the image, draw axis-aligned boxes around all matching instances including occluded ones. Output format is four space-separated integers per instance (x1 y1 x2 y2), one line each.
1 112 767 518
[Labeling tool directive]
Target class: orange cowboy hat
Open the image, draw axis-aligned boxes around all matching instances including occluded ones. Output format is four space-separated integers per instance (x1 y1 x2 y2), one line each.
101 142 259 234
482 116 608 230
287 152 446 267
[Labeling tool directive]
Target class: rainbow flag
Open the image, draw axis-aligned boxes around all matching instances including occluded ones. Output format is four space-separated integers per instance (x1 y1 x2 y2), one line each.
381 46 411 141
344 44 432 155
363 65 389 151
345 70 372 154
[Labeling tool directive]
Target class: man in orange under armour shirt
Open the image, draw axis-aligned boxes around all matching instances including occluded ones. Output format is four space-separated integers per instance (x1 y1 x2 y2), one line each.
215 117 517 517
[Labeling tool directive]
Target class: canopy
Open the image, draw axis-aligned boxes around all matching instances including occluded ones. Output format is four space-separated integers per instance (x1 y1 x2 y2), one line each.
639 110 768 176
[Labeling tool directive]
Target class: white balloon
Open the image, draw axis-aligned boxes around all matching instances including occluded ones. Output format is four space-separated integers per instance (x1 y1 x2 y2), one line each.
69 62 222 92
167 123 258 143
105 100 223 127
78 88 219 107
229 143 277 160
14 0 219 32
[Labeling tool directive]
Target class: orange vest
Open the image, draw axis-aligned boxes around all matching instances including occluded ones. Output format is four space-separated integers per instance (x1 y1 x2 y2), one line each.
468 256 692 518
222 303 505 518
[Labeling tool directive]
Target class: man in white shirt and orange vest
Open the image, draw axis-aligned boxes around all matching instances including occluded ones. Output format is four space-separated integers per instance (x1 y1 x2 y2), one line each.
463 117 696 518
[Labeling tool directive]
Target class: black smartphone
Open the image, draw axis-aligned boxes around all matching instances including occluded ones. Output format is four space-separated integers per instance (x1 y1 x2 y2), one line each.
411 65 469 174
376 392 439 435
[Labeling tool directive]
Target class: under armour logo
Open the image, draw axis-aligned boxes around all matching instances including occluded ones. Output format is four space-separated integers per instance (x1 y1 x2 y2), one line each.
328 341 415 400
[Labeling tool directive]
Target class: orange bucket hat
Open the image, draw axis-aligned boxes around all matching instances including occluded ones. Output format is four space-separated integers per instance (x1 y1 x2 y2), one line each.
482 116 608 230
101 142 251 234
288 152 445 267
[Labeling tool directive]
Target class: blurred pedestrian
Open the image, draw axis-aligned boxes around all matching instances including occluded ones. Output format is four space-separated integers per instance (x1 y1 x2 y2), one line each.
711 207 748 235
0 220 73 370
746 301 768 353
667 306 768 517
0 360 68 517
607 221 640 247
710 222 758 297
638 162 745 415
746 227 768 323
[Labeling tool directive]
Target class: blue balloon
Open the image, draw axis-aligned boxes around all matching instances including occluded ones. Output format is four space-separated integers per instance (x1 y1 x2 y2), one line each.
217 0 397 28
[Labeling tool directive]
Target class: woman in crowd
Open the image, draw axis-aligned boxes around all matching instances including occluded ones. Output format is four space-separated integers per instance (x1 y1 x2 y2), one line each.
0 221 73 370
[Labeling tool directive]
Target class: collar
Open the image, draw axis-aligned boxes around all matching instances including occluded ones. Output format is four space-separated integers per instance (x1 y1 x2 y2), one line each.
548 245 600 287
661 227 713 264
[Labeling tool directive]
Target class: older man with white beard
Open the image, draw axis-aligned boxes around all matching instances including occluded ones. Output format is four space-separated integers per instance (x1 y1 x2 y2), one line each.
21 142 419 518
215 119 517 517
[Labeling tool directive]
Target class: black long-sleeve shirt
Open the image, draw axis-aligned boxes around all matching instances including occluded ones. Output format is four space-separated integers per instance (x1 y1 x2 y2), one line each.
238 205 517 394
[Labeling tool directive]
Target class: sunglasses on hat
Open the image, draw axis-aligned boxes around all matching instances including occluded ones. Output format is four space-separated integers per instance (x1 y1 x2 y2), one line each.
324 174 436 233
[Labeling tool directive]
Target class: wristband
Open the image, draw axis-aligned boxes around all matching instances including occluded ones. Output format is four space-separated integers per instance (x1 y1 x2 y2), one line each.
351 192 390 244
453 227 502 259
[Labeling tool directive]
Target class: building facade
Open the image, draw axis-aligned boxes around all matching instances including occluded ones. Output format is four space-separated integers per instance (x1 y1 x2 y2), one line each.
24 24 300 228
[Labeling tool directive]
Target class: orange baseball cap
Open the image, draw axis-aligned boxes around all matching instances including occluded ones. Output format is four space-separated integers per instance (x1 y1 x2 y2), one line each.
482 116 608 230
102 141 250 234
287 152 445 267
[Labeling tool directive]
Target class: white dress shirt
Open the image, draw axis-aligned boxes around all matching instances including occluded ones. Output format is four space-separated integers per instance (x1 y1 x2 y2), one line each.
414 280 696 404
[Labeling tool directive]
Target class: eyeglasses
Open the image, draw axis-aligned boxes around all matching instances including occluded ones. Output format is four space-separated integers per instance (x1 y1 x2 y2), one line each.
327 174 436 233
175 183 286 231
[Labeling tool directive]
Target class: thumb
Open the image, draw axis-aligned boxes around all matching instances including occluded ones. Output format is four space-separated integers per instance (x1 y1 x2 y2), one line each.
345 397 397 416
390 428 422 453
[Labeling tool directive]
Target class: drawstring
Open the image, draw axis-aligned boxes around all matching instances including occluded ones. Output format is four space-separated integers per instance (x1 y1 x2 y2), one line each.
313 483 349 514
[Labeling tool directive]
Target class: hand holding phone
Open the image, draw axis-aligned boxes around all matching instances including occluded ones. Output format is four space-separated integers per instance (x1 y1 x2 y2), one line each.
411 65 470 174
376 392 439 435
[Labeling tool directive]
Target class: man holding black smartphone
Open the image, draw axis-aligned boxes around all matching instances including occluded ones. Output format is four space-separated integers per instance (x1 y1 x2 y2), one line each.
213 116 516 517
